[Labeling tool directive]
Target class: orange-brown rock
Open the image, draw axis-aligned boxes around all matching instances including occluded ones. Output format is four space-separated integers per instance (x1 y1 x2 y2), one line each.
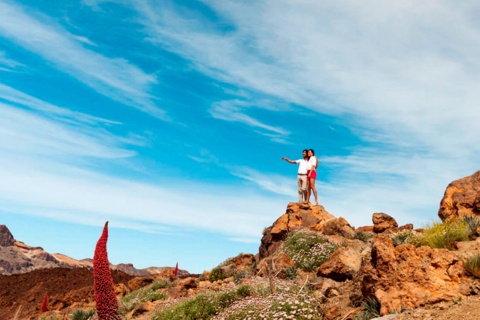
317 246 362 281
439 170 480 221
259 202 335 258
315 217 355 239
372 213 398 233
362 234 474 315
256 253 295 279
128 276 154 291
356 226 374 233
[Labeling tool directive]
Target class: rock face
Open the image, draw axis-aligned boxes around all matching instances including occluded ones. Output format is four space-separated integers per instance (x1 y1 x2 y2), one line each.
372 213 398 233
0 225 14 247
362 234 474 315
317 246 362 281
439 170 480 221
259 202 337 259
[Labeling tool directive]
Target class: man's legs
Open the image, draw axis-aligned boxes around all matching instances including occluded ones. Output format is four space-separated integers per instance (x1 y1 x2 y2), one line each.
298 175 307 202
297 175 303 202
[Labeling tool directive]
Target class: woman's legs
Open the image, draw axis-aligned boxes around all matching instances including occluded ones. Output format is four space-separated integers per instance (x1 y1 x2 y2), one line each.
309 178 318 205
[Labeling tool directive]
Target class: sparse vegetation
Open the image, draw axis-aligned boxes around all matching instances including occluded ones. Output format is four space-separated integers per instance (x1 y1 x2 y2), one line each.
282 229 338 271
354 296 381 320
354 231 373 243
152 290 238 320
152 280 323 320
285 266 297 280
462 215 479 239
213 290 322 320
233 271 246 283
209 266 225 282
120 281 168 313
389 229 415 246
421 220 470 249
70 309 96 320
463 253 480 278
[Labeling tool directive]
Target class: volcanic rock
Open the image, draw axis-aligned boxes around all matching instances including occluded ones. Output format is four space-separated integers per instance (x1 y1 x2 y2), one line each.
362 234 474 315
317 246 362 281
372 213 398 233
439 170 480 221
0 225 14 247
259 202 335 258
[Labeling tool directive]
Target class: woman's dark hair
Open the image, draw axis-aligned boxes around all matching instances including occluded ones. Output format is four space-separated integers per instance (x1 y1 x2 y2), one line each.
309 149 315 156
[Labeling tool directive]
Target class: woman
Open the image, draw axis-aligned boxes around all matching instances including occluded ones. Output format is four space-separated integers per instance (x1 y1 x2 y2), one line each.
306 149 318 205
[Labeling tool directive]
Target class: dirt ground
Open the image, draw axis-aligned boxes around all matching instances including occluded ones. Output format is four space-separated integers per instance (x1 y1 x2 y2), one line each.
0 267 134 320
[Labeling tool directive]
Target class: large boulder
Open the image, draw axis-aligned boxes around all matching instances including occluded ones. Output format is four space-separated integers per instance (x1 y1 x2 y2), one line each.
362 234 474 315
315 217 355 239
372 213 398 233
259 202 335 259
439 170 480 221
317 246 362 281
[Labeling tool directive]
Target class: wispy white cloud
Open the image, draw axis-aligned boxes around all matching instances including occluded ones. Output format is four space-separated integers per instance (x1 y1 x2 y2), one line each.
0 85 139 160
229 167 296 197
0 83 118 126
210 100 290 142
0 1 165 119
0 155 283 240
133 0 480 156
0 51 24 71
188 148 219 164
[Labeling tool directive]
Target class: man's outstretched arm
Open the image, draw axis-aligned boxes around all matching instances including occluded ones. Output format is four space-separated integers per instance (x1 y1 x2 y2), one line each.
282 157 296 164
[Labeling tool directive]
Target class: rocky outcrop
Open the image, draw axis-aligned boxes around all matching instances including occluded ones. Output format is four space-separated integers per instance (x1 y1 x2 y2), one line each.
0 225 14 247
362 234 476 315
259 202 337 258
439 170 480 221
372 213 398 233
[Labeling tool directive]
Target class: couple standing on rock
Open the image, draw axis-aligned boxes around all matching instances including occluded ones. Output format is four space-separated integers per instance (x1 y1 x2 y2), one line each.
282 149 318 205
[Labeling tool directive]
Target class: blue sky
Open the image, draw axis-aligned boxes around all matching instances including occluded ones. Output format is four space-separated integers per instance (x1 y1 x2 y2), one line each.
1 0 480 273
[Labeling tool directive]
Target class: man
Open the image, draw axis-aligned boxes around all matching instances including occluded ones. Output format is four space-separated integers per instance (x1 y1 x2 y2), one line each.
282 149 309 202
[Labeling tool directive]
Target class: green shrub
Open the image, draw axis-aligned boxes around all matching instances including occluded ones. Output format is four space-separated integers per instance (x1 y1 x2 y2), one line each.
285 266 297 280
422 220 469 249
153 293 218 320
71 309 96 320
233 271 246 283
209 267 225 282
151 279 169 290
354 231 373 242
464 253 480 278
236 284 252 298
282 229 338 271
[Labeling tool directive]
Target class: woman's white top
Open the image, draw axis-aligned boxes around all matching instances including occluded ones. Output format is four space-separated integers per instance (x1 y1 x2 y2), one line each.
308 156 317 170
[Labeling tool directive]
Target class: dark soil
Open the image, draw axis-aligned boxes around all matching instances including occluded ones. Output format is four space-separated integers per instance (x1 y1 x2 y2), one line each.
0 267 134 320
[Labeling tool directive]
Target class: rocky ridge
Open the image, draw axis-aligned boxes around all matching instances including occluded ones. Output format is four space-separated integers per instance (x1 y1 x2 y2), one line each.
0 226 185 277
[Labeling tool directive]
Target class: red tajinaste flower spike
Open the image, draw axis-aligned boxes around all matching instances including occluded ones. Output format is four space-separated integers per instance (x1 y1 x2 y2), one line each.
93 221 120 320
174 262 178 278
40 294 48 313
